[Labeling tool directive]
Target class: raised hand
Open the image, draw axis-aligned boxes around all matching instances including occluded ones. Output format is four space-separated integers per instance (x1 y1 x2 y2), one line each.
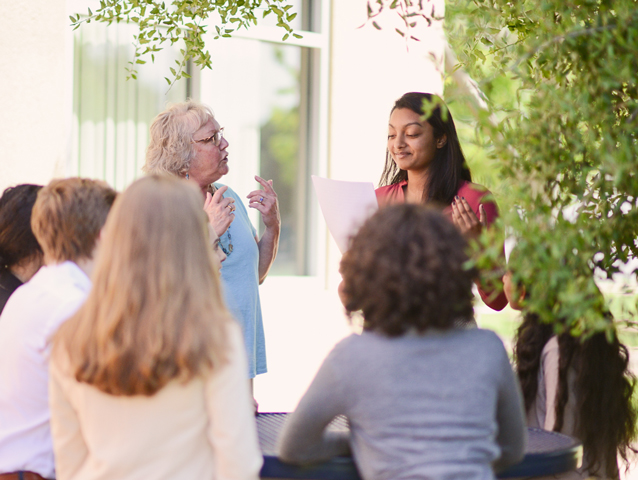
247 176 280 230
204 185 236 236
451 196 486 240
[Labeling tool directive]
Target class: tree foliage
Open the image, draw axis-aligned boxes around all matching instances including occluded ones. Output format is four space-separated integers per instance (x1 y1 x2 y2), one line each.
70 0 301 85
373 0 638 336
452 0 638 336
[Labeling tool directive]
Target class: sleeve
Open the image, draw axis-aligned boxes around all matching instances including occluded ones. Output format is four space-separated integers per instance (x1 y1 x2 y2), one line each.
49 350 89 479
472 188 508 311
540 339 560 431
205 322 263 480
492 344 527 473
277 346 351 465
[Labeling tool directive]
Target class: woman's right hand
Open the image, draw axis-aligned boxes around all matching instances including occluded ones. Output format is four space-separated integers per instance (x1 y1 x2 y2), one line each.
204 185 235 236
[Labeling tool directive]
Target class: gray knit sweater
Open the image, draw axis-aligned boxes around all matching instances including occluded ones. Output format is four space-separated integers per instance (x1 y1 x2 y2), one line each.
278 328 526 480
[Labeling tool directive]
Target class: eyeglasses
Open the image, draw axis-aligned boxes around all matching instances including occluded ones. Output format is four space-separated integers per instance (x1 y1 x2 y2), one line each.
192 127 224 147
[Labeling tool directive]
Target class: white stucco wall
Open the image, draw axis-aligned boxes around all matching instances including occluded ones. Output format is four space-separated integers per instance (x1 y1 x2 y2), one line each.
0 0 70 193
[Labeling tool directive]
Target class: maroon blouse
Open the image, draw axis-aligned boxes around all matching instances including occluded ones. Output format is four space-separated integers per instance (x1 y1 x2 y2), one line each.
375 180 508 311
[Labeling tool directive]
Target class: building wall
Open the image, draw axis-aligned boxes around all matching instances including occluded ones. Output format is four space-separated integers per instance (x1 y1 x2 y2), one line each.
0 0 71 192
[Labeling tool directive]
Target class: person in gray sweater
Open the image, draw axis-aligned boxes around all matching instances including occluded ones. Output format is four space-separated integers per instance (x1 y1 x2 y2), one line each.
278 204 526 480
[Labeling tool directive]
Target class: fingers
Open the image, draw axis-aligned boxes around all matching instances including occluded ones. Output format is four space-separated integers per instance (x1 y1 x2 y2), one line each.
248 195 270 210
452 198 473 231
213 212 234 237
249 201 268 215
204 191 214 208
255 175 276 194
212 185 229 203
479 204 487 228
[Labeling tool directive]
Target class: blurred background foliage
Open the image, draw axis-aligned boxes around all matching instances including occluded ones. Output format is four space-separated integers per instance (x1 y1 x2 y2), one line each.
442 0 638 337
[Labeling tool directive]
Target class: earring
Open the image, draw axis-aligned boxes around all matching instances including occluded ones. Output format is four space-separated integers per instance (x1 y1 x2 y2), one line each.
186 173 190 180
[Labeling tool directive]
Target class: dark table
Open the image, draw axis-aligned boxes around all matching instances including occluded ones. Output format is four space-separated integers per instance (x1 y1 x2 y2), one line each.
257 413 582 479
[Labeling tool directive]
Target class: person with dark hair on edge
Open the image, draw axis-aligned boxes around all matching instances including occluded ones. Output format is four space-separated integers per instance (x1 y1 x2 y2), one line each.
376 92 507 310
278 205 526 480
505 271 637 480
0 184 43 314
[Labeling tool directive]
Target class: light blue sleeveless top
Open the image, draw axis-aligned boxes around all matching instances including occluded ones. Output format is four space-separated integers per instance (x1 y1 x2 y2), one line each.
215 183 267 378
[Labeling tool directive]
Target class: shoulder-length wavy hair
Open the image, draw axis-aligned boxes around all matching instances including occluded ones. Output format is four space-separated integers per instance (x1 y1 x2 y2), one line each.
378 92 472 205
144 100 214 178
514 313 637 477
53 175 231 396
339 204 475 336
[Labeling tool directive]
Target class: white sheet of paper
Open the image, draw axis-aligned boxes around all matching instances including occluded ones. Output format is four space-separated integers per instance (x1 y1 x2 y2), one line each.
311 175 379 254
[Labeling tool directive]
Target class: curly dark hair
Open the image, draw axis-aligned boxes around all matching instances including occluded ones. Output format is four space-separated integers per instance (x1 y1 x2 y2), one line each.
339 204 475 336
514 313 637 477
0 184 43 269
378 92 472 205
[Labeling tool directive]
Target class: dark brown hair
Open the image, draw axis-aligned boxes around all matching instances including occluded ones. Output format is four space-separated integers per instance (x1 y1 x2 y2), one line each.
31 178 117 263
515 313 637 477
0 184 43 269
379 92 472 205
339 204 475 336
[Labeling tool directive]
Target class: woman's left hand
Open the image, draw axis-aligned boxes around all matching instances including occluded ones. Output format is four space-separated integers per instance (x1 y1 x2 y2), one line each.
452 196 486 240
247 175 281 229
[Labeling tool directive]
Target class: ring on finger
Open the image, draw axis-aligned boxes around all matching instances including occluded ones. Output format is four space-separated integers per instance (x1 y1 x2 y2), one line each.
259 196 264 204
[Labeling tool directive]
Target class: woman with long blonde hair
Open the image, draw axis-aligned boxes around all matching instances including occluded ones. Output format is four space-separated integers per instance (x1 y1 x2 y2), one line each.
49 175 262 480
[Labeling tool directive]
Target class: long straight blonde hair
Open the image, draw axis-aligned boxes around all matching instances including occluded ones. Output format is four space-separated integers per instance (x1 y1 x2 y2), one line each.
54 175 231 396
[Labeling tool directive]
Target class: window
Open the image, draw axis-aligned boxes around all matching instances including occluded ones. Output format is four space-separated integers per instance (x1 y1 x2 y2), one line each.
70 0 328 275
199 0 328 276
71 22 189 190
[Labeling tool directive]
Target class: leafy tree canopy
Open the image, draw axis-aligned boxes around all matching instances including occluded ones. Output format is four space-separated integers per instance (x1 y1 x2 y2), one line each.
70 0 301 84
372 0 638 336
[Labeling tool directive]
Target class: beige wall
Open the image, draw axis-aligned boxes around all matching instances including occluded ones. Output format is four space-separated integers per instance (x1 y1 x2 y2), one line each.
0 0 70 192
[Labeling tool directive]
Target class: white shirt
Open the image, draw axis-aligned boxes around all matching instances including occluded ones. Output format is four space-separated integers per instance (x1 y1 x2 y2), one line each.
0 261 91 479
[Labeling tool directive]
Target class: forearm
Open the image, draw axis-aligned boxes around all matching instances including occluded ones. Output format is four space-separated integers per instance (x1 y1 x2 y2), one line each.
257 225 280 284
494 356 527 472
278 351 350 465
279 426 350 465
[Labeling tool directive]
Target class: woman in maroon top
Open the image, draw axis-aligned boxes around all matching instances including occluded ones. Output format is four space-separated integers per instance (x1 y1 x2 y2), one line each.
376 92 507 310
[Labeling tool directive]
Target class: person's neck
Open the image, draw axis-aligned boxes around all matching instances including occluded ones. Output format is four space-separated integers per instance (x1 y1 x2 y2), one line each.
74 257 96 278
405 170 429 204
9 257 42 283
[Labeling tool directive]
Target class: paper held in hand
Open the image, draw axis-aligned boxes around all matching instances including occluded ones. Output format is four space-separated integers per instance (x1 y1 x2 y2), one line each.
311 176 379 254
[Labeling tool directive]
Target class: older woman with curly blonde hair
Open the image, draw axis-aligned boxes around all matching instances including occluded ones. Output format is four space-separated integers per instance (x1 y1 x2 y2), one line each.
49 176 261 480
278 205 526 480
145 100 279 386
